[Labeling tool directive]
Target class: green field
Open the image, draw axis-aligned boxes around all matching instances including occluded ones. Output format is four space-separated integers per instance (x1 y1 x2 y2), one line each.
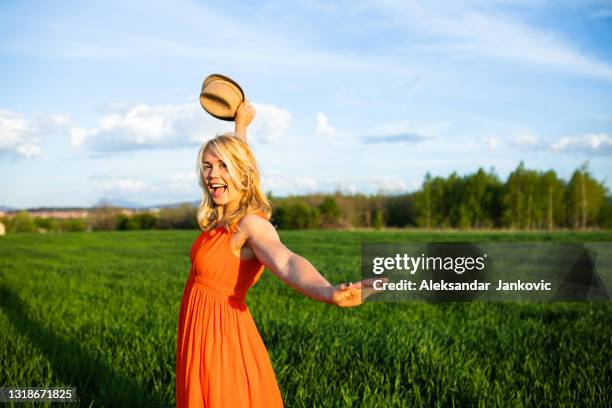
1 230 611 407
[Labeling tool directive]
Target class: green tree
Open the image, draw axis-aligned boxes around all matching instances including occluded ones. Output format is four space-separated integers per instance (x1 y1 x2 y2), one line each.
598 196 612 229
539 170 566 229
291 202 320 229
415 173 448 228
133 212 157 229
566 163 607 229
502 162 540 229
319 197 341 227
34 217 60 232
0 217 12 234
271 201 291 229
13 211 37 233
372 209 384 230
62 218 87 232
383 194 416 227
272 200 320 229
116 214 139 230
156 204 198 229
462 168 503 228
90 206 122 231
291 202 311 229
420 173 432 228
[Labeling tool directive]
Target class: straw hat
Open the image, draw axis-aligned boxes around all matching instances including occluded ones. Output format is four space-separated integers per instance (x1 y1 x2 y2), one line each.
199 74 245 121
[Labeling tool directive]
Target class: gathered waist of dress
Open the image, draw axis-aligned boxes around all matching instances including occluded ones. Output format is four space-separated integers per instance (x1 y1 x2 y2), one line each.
189 274 248 303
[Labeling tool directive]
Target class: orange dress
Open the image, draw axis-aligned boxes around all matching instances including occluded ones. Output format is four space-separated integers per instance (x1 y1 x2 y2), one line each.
176 216 284 407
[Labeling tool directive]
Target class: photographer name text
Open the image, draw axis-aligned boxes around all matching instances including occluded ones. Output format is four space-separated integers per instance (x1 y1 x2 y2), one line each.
373 279 553 291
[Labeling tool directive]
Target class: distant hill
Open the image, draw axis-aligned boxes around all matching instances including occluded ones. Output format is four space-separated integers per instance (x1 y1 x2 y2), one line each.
155 200 200 209
0 199 200 213
94 198 144 209
94 198 199 210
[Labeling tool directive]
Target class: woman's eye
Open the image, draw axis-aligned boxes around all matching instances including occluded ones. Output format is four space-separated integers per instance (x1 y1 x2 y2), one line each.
203 164 211 170
221 162 227 169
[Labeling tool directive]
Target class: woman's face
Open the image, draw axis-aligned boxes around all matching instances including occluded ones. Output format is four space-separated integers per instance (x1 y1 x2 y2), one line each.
202 148 242 208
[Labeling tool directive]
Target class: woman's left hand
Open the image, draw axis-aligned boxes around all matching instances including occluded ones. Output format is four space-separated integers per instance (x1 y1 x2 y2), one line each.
235 101 255 128
234 101 255 143
331 278 386 307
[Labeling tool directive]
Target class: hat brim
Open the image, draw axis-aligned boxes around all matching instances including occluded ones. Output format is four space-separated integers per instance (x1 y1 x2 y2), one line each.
200 74 245 121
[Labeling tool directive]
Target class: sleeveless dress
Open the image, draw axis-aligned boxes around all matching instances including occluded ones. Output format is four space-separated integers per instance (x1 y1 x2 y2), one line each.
175 214 284 407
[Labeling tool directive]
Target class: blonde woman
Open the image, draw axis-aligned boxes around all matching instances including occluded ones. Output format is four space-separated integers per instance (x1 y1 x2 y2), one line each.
175 102 380 407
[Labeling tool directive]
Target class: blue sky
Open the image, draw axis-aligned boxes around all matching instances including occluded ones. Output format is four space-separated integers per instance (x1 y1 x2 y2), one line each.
1 0 612 208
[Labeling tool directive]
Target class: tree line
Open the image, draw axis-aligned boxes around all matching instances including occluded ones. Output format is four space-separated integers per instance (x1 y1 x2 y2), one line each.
413 162 610 229
2 162 610 233
269 162 611 230
0 204 199 234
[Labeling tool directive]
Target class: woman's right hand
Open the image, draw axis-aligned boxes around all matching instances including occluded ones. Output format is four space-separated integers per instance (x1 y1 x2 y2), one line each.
330 278 386 307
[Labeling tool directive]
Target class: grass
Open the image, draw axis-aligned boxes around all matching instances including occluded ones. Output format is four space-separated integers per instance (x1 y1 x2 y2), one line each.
0 230 611 407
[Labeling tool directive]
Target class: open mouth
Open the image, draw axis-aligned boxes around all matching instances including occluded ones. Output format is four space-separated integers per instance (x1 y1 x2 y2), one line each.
208 182 227 198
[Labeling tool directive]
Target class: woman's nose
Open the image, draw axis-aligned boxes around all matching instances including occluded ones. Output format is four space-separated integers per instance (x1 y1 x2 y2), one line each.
208 165 220 179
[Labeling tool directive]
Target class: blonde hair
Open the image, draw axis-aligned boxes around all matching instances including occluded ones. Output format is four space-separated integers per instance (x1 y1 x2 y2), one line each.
196 133 271 231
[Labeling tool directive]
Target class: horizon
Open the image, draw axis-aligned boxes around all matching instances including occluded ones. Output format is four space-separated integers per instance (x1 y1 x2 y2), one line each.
1 160 610 212
2 0 612 208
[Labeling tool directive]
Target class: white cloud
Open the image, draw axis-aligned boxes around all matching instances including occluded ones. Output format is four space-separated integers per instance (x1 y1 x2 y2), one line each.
2 1 411 81
166 171 199 192
71 101 291 151
0 109 29 150
70 127 99 147
315 112 336 137
101 178 152 194
550 133 612 155
375 0 612 81
481 136 500 151
95 171 202 204
379 120 449 137
508 131 546 150
362 120 447 144
502 131 612 155
333 178 408 195
0 108 69 158
261 171 408 196
250 103 291 144
39 114 71 130
71 103 204 151
514 132 540 147
262 173 318 194
16 143 42 158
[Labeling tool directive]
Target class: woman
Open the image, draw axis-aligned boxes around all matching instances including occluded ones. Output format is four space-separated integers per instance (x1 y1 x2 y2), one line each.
176 101 381 407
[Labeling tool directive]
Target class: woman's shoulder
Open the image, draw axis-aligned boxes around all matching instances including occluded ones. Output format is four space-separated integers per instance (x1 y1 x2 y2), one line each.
237 211 272 232
239 210 269 225
230 211 274 245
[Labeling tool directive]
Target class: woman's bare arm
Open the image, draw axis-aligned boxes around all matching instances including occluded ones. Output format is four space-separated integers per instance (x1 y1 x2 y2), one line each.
234 101 255 144
239 214 379 306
